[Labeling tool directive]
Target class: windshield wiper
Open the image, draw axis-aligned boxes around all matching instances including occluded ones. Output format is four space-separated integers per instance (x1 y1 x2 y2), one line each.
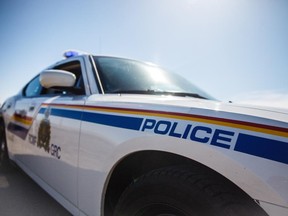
110 90 208 99
166 92 207 99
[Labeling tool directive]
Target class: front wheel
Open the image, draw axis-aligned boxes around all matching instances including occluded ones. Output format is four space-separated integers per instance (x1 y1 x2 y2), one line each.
113 166 268 216
0 121 9 165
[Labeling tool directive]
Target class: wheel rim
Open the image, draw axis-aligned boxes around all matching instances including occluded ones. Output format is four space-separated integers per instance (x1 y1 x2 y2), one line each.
135 203 188 216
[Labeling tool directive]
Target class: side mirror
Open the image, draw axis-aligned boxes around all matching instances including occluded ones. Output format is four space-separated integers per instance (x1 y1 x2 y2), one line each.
40 69 76 88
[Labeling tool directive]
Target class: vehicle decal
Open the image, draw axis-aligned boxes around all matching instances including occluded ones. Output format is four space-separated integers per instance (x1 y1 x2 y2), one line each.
7 113 33 139
38 103 288 165
41 103 288 138
12 113 33 126
39 107 82 121
37 107 51 153
235 133 288 164
82 112 143 130
7 122 29 139
39 106 143 130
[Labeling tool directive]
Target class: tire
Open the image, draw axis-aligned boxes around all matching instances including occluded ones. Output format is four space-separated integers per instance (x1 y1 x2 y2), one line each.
113 166 268 216
0 121 9 165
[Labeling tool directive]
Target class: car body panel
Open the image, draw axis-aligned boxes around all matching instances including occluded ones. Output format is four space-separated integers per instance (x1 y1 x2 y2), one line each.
1 53 287 216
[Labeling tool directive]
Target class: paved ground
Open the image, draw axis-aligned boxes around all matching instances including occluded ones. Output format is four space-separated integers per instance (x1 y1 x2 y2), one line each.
0 161 71 216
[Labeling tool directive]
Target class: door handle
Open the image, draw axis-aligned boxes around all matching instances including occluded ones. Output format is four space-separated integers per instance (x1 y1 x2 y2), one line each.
29 106 35 112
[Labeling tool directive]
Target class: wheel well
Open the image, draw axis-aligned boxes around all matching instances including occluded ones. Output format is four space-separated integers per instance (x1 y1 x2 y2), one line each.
103 150 251 216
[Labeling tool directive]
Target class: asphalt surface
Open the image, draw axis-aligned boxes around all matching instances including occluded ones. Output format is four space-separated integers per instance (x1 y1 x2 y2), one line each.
0 160 71 216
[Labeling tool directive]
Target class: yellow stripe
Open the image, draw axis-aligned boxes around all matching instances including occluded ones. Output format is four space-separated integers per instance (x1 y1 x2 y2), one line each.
12 116 33 126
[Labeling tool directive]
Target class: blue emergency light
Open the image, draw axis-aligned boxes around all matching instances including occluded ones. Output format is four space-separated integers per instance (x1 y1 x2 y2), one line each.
63 51 79 58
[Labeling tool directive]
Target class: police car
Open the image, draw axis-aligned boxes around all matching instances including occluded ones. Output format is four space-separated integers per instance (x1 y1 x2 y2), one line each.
0 51 287 216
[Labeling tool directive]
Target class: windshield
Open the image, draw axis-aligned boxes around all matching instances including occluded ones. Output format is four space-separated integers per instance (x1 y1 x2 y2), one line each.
93 56 215 100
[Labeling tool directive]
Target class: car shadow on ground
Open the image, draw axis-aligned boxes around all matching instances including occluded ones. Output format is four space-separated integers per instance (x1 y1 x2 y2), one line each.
0 160 71 216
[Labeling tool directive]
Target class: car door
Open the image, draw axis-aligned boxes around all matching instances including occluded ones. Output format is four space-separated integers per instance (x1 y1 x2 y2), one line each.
10 75 50 160
19 58 88 213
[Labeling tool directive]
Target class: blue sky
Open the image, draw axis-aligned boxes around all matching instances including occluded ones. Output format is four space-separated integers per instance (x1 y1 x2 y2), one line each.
1 0 288 108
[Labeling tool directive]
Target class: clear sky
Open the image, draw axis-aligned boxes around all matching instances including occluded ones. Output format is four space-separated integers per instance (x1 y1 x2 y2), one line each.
1 0 288 108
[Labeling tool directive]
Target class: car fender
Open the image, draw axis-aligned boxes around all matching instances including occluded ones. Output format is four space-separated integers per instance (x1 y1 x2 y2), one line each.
103 135 287 207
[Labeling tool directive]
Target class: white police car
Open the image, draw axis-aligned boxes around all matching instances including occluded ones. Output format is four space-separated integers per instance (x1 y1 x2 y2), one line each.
0 51 287 216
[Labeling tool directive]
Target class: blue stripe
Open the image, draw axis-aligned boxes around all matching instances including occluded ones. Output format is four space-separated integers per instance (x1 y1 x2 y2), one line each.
235 133 288 164
50 109 82 120
40 107 143 131
82 112 143 131
7 122 29 140
39 107 46 114
39 108 82 120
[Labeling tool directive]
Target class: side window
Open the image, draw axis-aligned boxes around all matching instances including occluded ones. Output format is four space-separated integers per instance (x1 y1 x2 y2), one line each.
23 75 43 97
23 60 86 97
52 60 85 95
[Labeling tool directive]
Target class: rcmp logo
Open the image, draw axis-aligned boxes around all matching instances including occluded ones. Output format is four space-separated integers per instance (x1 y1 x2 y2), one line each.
37 107 51 153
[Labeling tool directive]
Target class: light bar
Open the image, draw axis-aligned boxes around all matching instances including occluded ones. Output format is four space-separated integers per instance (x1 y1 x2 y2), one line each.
63 51 79 58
